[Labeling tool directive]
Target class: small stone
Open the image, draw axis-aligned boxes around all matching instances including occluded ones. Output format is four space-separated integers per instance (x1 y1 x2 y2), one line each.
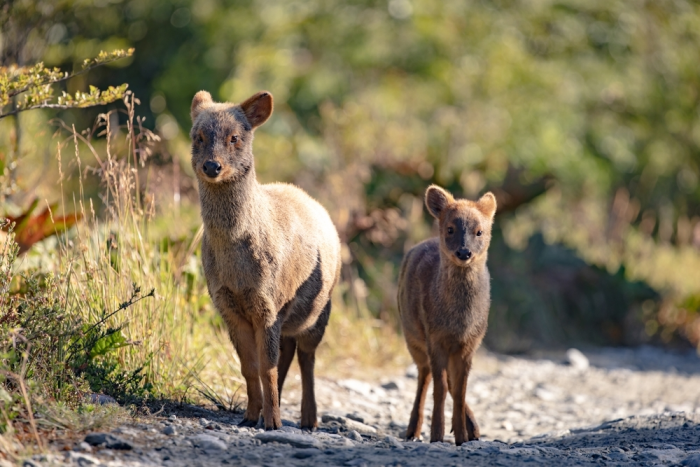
338 379 373 397
190 433 228 451
65 452 101 466
346 430 363 442
534 387 558 401
537 447 563 455
292 448 321 459
639 448 686 463
199 418 211 426
460 440 484 451
73 442 92 452
278 425 301 433
609 451 629 461
255 432 322 449
337 437 355 447
503 447 539 456
565 348 590 371
501 420 514 431
83 433 133 450
410 443 430 454
168 414 177 421
682 454 700 467
162 426 177 436
112 427 136 436
405 364 418 379
406 441 430 456
346 413 365 423
321 414 378 435
343 418 378 435
345 459 368 466
427 441 452 451
88 394 117 405
384 435 404 449
381 381 400 391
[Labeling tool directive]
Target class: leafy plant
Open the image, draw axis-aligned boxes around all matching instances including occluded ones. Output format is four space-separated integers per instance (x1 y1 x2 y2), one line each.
68 285 156 402
0 49 133 119
0 223 155 435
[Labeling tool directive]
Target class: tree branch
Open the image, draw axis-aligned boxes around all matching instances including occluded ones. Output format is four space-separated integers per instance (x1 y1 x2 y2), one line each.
5 49 134 100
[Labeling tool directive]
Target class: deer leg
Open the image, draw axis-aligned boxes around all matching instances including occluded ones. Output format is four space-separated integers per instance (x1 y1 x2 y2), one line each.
429 345 449 443
405 343 431 441
295 300 331 430
277 336 297 405
230 320 263 427
257 321 282 430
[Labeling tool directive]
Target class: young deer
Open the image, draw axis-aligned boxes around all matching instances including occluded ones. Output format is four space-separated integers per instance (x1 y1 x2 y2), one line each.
190 90 341 430
398 185 496 445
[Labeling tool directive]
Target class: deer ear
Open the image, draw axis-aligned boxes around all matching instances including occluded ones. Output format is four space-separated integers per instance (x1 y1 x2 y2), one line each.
476 192 497 220
241 91 273 129
191 91 213 121
425 185 453 219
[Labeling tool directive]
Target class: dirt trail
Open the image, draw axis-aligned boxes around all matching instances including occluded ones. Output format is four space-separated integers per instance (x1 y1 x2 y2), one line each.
27 346 700 466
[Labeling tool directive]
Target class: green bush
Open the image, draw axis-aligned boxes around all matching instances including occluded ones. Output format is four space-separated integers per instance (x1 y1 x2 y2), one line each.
0 221 154 435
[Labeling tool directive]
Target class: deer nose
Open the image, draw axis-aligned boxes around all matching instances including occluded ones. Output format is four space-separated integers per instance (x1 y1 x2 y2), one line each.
202 160 222 178
455 248 472 260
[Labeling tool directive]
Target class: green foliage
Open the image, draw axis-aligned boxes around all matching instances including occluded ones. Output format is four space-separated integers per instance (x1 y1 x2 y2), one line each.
487 232 659 351
2 0 700 349
0 224 155 433
89 330 129 359
0 49 133 118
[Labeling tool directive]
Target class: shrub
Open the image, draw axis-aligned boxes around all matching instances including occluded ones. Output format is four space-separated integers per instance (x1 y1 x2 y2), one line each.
0 220 154 437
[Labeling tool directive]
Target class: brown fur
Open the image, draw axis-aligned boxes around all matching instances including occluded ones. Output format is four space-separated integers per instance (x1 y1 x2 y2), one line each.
398 185 497 445
190 90 341 430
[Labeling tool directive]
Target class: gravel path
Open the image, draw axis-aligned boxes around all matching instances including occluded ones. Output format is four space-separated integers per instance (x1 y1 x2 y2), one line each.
28 346 700 466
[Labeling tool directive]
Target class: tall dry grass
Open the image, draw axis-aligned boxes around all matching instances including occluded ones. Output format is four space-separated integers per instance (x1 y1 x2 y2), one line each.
37 94 223 403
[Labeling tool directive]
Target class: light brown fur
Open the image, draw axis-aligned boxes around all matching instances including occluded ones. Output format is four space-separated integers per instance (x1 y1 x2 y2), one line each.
398 185 496 445
190 90 341 430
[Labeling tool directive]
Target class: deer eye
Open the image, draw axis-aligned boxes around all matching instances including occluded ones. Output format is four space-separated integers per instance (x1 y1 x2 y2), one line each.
230 135 238 145
447 227 454 235
476 230 483 236
197 135 204 144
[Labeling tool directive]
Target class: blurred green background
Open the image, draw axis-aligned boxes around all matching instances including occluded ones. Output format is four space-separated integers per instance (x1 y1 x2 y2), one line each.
2 0 700 352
